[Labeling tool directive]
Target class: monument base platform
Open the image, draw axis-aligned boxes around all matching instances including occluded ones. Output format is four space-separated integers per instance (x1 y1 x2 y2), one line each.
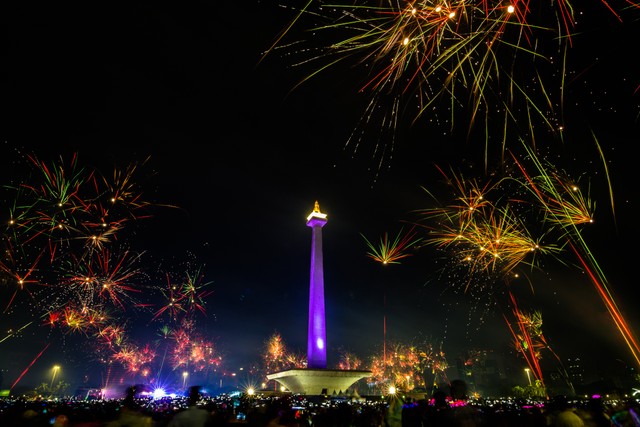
267 368 372 396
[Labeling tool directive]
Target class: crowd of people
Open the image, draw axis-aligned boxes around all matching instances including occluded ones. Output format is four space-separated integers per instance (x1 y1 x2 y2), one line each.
1 383 639 427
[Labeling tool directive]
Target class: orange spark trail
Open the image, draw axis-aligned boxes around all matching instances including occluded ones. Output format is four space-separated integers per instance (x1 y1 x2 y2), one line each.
10 342 50 390
568 241 640 368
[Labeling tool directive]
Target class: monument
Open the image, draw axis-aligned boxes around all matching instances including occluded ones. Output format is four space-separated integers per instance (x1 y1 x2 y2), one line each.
267 202 372 395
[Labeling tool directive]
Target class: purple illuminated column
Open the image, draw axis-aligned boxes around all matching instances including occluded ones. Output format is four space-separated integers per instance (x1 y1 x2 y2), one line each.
306 201 328 369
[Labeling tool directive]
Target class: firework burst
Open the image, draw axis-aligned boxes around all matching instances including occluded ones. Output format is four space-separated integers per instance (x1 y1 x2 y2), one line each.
367 340 448 392
415 139 640 369
0 150 198 389
362 226 422 264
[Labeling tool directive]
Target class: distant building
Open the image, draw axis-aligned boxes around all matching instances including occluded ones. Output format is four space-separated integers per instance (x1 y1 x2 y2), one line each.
587 357 638 396
566 357 585 387
456 349 508 397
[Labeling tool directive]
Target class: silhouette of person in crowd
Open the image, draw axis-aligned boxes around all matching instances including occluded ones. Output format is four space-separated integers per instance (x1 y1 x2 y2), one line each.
105 385 152 427
422 389 454 427
168 385 212 427
548 396 586 427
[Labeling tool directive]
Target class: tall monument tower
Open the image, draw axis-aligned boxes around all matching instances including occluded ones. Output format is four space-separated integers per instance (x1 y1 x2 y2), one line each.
266 202 371 395
306 201 328 369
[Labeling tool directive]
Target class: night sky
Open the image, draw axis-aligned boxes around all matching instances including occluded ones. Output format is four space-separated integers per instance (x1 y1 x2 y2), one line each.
1 1 639 391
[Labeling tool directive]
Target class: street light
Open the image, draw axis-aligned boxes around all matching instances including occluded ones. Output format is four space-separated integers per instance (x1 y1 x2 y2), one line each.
51 365 60 389
182 371 189 389
524 368 532 386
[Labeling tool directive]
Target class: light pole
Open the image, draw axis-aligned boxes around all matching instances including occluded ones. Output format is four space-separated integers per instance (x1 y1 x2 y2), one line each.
182 371 189 389
524 368 532 386
51 365 60 389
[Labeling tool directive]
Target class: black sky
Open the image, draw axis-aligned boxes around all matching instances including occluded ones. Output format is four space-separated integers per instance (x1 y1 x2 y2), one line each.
1 1 639 389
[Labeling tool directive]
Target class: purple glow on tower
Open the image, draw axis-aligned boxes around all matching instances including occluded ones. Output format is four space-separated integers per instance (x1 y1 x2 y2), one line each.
306 201 327 369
